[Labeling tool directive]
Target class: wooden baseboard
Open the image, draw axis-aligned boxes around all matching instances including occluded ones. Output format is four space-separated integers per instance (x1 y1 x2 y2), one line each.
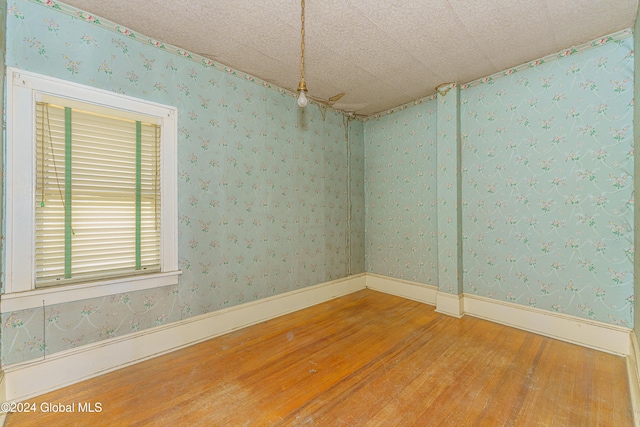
0 371 5 419
364 273 437 305
365 274 630 355
1 274 366 401
463 293 630 356
628 333 640 426
435 292 465 318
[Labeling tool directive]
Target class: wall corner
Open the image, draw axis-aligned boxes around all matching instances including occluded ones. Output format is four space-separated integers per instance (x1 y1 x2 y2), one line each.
435 83 463 297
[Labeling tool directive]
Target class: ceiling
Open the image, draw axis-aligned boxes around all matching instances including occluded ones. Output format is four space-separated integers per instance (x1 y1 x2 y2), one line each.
61 0 638 117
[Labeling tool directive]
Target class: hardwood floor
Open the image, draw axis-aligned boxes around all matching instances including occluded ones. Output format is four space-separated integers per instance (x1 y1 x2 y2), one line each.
5 289 633 426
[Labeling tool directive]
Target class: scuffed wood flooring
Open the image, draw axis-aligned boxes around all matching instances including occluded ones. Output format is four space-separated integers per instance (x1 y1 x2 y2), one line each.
6 289 633 426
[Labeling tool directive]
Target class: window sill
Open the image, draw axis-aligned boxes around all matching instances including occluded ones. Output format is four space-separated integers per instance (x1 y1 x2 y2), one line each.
1 270 182 312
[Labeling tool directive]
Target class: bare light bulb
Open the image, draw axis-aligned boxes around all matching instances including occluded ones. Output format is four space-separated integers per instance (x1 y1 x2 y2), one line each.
297 90 308 108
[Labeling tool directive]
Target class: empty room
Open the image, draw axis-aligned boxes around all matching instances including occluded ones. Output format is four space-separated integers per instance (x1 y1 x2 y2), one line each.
0 0 639 425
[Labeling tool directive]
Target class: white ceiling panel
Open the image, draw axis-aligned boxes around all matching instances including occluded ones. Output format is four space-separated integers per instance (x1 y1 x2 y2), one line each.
447 0 557 69
60 0 638 116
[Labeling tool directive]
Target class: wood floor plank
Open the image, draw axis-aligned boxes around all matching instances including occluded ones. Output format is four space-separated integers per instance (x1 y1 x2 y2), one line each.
363 318 502 425
291 311 458 425
5 290 633 426
415 324 532 426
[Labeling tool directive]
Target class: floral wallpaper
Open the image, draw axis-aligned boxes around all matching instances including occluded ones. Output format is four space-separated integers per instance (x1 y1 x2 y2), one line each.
436 85 462 294
363 34 633 327
364 102 438 285
461 37 634 326
0 0 5 294
634 9 640 345
349 120 366 275
1 0 364 365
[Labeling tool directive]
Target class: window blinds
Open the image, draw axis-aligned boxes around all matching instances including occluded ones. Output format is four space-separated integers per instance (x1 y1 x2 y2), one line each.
35 100 161 287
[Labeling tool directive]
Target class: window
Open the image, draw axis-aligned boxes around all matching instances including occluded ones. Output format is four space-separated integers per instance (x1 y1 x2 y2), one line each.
35 98 162 287
4 68 179 311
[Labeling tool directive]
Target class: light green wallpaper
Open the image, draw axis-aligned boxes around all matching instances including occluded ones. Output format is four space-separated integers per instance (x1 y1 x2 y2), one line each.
363 35 633 327
364 103 438 285
1 0 363 365
461 37 634 326
436 85 463 294
634 5 640 342
0 0 6 295
349 119 366 275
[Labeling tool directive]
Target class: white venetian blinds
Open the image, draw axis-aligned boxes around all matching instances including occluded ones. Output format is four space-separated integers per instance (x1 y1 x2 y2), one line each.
35 97 161 287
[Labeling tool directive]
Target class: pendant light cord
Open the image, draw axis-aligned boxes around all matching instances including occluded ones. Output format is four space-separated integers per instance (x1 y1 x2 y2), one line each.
300 0 305 85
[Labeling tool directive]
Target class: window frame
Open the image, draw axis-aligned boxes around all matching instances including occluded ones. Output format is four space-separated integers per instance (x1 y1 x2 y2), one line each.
3 67 180 312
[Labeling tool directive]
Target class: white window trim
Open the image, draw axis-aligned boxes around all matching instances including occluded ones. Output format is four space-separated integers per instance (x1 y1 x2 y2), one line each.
4 67 181 312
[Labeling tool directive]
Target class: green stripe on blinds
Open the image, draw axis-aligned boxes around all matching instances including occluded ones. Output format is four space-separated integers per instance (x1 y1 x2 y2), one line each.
64 106 72 279
136 120 142 270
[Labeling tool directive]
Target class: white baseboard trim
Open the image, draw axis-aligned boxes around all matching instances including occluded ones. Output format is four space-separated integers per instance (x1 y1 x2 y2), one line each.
628 333 640 427
0 371 5 419
0 371 5 405
435 292 465 318
364 274 629 355
464 293 631 356
2 274 366 401
365 274 437 305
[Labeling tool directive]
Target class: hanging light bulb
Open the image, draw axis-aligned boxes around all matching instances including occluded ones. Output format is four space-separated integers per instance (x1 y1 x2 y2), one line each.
297 83 308 107
297 0 308 108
